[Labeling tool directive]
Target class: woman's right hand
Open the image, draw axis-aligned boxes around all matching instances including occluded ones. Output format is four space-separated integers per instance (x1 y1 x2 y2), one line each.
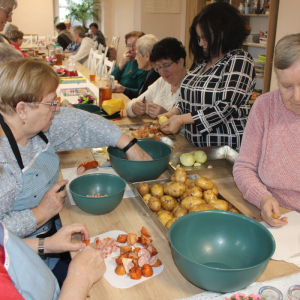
260 195 288 227
132 100 147 116
33 180 68 227
119 50 132 70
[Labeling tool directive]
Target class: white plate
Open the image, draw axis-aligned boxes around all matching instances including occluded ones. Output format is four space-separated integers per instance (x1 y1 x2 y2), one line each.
90 230 164 289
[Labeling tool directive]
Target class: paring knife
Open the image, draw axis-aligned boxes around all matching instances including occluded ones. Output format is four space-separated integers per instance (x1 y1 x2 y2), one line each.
57 162 79 192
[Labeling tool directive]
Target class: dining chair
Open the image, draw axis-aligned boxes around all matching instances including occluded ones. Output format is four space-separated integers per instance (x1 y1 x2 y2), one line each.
103 46 109 57
111 36 120 51
23 35 32 45
92 53 105 75
94 40 99 50
87 48 96 71
102 57 116 74
97 43 104 54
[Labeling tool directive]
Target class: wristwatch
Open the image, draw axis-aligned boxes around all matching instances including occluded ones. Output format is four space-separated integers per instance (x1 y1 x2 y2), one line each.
38 238 45 256
122 138 137 153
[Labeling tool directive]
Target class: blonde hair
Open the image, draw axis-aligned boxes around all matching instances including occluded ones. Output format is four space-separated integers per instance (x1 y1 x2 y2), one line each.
136 34 158 57
8 29 23 42
0 58 59 114
274 33 300 70
0 0 17 9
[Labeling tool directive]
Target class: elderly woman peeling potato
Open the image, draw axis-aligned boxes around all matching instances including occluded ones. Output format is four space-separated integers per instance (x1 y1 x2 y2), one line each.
0 58 151 272
233 34 300 227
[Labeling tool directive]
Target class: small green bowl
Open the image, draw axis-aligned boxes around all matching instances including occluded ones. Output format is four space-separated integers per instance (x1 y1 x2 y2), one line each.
107 139 172 182
169 211 275 293
69 173 126 215
73 104 101 114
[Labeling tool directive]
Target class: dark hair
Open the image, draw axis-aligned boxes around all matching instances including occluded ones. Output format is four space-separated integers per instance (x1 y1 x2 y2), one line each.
150 37 186 66
189 2 248 63
56 22 67 31
125 31 145 44
89 23 98 29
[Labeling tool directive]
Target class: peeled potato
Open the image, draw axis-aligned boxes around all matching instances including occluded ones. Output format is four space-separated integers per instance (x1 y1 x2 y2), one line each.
229 208 240 214
173 206 188 218
165 217 178 230
157 210 173 226
151 183 164 198
143 193 151 205
137 182 150 196
185 178 196 189
189 203 216 213
212 185 218 196
161 195 177 211
173 167 187 183
181 196 206 210
203 190 217 203
148 196 161 212
165 182 186 197
209 199 229 211
195 177 214 190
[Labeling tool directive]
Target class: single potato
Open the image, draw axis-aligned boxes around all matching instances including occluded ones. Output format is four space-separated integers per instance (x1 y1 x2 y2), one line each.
161 195 177 211
157 210 173 226
171 174 176 182
185 178 195 189
165 182 186 198
137 182 150 196
227 202 233 210
173 167 187 183
189 203 216 213
181 196 206 210
148 196 162 212
172 203 181 214
195 177 214 190
212 185 218 196
173 206 188 218
164 182 173 194
185 186 203 199
165 217 178 230
229 208 239 214
203 190 217 203
209 199 229 211
143 193 152 205
150 183 164 198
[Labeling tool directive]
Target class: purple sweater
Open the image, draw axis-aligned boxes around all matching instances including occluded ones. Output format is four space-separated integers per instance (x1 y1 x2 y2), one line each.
233 89 300 212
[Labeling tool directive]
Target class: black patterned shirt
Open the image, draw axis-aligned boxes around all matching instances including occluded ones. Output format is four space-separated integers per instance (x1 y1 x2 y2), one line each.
176 49 256 151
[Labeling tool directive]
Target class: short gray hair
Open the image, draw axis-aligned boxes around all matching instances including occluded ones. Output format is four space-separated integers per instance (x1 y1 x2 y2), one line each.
274 33 300 70
70 26 86 38
136 34 158 57
0 43 22 65
0 0 18 9
5 23 18 36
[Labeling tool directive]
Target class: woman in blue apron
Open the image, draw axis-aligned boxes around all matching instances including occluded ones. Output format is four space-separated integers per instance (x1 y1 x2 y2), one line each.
0 222 105 300
0 58 151 270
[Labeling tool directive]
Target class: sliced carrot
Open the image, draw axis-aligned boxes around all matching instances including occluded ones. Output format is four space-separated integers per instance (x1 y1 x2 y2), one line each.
155 136 162 141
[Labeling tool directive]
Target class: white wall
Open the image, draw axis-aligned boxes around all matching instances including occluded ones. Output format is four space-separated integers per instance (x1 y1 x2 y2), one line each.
270 0 300 91
4 0 54 36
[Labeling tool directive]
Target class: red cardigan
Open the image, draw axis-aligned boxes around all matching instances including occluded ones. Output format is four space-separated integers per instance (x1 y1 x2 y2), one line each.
10 43 29 58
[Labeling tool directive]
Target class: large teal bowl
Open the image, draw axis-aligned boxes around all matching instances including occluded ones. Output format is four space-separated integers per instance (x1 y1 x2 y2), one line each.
69 173 126 215
73 104 101 114
168 211 275 293
107 139 172 182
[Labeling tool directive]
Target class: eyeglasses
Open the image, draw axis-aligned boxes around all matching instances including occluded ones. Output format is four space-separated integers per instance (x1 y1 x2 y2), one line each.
22 100 59 111
0 7 13 18
154 61 175 72
126 44 136 49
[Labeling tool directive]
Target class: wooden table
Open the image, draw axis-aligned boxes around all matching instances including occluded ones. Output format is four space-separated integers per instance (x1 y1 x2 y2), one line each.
57 63 300 299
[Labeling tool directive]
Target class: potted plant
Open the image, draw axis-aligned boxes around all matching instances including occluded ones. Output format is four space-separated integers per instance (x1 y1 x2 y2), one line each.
65 0 101 31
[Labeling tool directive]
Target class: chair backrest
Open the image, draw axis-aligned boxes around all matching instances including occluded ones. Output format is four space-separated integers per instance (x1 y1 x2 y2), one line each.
92 52 105 75
87 48 96 71
102 57 116 74
94 40 99 50
111 36 120 51
97 43 104 54
103 46 109 57
23 35 32 45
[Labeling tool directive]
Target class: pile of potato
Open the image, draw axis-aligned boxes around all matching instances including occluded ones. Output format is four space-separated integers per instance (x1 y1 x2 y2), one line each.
137 168 239 230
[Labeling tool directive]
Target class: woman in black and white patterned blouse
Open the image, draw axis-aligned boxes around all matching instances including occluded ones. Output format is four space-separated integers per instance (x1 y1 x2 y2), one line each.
160 2 256 151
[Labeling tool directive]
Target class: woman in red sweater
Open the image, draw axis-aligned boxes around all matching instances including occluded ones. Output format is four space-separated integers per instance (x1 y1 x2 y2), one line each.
8 29 29 57
233 33 300 227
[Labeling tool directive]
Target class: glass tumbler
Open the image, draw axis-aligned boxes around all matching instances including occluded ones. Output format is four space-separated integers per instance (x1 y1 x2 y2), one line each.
288 285 300 300
259 286 283 300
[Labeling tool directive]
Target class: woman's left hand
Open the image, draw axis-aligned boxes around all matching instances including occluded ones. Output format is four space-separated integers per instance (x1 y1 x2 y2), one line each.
148 101 166 119
160 115 183 134
113 80 126 93
126 144 152 161
44 223 90 254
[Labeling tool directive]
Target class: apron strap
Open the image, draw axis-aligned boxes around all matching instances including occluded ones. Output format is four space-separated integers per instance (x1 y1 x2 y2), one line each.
0 113 48 170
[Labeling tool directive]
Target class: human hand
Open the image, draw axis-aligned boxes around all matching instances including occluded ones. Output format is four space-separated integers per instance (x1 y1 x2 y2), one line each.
27 50 35 57
126 144 152 161
119 50 132 70
132 100 147 116
113 80 126 93
36 180 68 224
260 195 288 227
148 102 167 119
44 223 89 254
160 115 183 134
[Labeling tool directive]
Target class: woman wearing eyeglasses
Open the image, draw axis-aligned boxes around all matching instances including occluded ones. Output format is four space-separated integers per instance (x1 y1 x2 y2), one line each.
0 0 16 43
0 58 151 270
126 37 187 119
112 31 147 96
159 2 256 151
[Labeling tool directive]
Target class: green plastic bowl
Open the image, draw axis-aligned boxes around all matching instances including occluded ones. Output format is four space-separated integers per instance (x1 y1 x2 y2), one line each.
168 211 275 293
73 104 101 114
69 173 126 215
107 139 172 182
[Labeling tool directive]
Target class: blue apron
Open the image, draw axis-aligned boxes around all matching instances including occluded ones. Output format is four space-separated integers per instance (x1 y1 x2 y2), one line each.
0 222 60 300
0 114 60 270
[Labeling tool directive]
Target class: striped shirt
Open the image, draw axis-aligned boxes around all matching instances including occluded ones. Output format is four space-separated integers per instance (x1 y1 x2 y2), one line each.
176 49 256 151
